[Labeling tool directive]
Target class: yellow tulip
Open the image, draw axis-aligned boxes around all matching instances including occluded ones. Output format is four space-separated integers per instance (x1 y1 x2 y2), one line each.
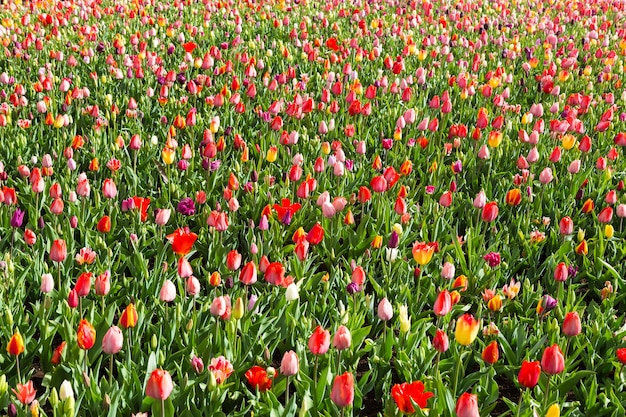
455 314 479 346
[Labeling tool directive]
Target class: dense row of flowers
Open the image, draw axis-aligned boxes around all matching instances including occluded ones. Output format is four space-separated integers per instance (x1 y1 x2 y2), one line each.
0 0 625 415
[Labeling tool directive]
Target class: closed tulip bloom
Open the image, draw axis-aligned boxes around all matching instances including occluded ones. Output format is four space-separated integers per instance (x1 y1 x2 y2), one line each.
7 331 24 356
539 167 553 184
473 190 486 208
154 209 171 226
482 341 499 364
226 250 242 271
186 276 201 296
546 404 560 417
432 329 449 353
210 296 227 317
333 325 352 350
433 290 452 316
239 261 257 285
617 204 626 218
455 392 479 417
119 304 138 329
102 326 124 355
67 289 79 308
562 312 582 337
75 272 92 297
559 217 573 235
40 273 54 293
505 189 522 206
541 344 565 375
308 325 330 355
481 201 498 222
568 159 581 173
616 348 626 365
280 351 299 376
554 262 568 282
518 360 541 388
160 280 176 302
177 257 193 278
441 262 455 280
455 314 479 346
146 369 174 400
330 372 354 408
102 178 117 199
95 271 111 296
378 298 393 321
77 319 96 350
581 198 594 214
50 239 67 263
598 207 613 223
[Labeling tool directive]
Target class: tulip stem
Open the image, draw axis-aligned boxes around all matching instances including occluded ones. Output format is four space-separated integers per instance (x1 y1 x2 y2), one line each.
515 389 523 417
337 350 342 375
161 398 165 417
543 375 552 412
16 355 21 383
285 376 290 405
313 355 319 387
109 355 114 385
452 348 463 396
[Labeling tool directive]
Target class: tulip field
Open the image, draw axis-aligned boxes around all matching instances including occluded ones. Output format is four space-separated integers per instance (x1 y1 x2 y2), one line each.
2 0 626 415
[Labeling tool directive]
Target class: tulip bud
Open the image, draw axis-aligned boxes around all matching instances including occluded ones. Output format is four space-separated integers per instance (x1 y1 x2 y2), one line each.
232 297 244 320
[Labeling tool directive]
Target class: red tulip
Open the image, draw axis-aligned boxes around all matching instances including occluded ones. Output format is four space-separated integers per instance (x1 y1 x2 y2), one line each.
77 319 96 350
562 312 582 337
245 365 273 391
239 261 257 285
132 196 151 222
370 175 388 193
455 392 479 417
432 329 449 353
541 344 565 375
330 372 354 408
264 262 292 287
598 207 613 223
518 360 541 388
308 325 330 355
146 369 174 400
226 250 242 271
391 381 434 413
75 272 92 297
481 201 498 222
306 223 324 245
559 216 573 235
50 239 67 263
12 380 36 405
482 341 499 364
433 290 452 316
51 341 66 366
553 262 568 282
166 227 198 257
616 348 626 365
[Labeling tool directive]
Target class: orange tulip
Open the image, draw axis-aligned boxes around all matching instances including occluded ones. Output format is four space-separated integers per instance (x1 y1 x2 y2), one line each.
119 303 138 329
505 189 522 206
7 331 24 356
77 319 96 350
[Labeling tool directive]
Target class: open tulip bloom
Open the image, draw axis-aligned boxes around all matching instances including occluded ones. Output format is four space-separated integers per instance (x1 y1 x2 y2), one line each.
0 0 626 415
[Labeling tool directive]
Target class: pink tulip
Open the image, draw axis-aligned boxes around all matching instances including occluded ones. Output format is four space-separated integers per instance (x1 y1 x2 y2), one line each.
160 280 176 302
102 326 124 355
378 298 393 321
